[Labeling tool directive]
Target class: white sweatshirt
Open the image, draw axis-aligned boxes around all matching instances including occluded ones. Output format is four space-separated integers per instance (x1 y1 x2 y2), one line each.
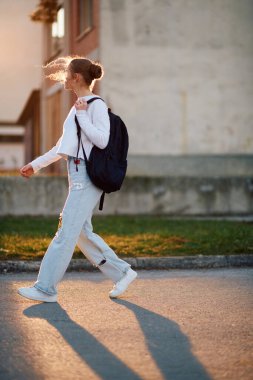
30 95 110 173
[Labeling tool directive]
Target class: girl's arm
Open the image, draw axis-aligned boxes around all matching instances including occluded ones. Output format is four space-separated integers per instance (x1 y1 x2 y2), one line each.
75 100 110 149
26 136 62 175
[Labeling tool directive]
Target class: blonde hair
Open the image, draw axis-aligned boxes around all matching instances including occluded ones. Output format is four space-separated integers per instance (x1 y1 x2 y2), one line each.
43 55 104 85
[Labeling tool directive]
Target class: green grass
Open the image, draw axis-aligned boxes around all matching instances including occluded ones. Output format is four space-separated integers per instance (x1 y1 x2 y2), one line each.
0 216 253 261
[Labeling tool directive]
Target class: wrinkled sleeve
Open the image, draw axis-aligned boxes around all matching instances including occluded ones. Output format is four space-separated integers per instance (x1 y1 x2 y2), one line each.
30 136 62 173
76 100 110 149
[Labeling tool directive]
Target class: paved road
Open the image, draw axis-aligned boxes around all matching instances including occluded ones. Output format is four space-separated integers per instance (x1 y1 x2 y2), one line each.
0 268 252 380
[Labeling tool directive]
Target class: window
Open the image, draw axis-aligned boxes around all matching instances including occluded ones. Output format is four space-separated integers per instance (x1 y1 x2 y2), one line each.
50 7 64 56
77 0 93 37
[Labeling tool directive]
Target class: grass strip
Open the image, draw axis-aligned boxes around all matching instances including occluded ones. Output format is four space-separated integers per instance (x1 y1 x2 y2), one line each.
0 216 252 260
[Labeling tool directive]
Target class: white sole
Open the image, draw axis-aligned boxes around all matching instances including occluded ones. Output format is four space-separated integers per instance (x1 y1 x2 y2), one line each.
109 271 137 298
18 289 57 303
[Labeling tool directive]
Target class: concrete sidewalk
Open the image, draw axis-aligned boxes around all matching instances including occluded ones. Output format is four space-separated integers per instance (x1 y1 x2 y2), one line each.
1 254 253 273
1 269 253 380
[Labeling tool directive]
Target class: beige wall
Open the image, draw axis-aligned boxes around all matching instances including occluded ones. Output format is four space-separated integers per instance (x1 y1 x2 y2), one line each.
0 143 24 170
100 0 253 155
0 0 42 121
1 175 253 215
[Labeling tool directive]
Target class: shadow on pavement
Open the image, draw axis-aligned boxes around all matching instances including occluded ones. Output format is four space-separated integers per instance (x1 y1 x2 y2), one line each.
0 314 43 380
24 303 141 380
23 299 212 380
113 299 212 380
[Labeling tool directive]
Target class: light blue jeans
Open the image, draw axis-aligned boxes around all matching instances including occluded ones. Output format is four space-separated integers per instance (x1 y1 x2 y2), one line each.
34 156 131 296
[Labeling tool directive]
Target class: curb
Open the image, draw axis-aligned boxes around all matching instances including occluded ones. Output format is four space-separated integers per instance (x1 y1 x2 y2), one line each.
0 254 253 273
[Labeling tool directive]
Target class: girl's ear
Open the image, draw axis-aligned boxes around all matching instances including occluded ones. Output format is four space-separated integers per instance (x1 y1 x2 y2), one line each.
74 73 81 82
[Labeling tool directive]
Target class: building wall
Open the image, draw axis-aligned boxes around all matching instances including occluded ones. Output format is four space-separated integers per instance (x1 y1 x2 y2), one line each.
0 144 24 170
39 0 100 173
99 0 253 156
0 0 42 121
39 0 69 174
0 125 24 170
70 0 99 57
69 0 100 104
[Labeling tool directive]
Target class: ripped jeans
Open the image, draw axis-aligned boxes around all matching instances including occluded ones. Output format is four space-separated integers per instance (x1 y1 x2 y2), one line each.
34 156 131 296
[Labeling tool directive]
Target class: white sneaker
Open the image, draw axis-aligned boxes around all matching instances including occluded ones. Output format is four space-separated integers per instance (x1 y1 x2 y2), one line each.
18 286 57 303
109 268 137 298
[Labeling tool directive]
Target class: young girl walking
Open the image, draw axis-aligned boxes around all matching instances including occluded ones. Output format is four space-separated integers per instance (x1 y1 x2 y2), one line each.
18 57 137 303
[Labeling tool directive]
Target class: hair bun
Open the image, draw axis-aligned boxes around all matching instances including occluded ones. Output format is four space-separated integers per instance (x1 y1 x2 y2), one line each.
89 62 103 80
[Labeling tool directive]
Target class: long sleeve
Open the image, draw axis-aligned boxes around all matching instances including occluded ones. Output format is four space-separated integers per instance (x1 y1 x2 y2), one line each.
30 136 62 173
76 100 110 149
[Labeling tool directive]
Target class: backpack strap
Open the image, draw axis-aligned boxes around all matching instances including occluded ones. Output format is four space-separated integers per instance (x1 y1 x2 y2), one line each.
75 115 88 170
99 191 105 211
75 96 106 163
88 97 112 113
87 97 105 104
75 99 107 211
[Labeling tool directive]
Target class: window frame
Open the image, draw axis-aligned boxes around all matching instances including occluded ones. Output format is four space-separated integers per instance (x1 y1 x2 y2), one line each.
76 0 93 41
47 5 65 60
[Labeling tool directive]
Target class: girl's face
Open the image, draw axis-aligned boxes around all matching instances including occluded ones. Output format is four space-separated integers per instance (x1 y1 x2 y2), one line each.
64 68 76 90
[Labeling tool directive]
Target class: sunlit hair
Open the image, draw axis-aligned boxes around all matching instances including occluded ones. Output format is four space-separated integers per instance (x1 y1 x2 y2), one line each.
43 55 104 86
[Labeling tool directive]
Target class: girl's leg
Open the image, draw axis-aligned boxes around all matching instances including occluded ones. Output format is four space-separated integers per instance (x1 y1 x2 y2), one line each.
33 157 103 296
77 213 131 283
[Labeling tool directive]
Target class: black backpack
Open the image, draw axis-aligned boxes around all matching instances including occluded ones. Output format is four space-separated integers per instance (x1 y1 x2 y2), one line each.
75 97 129 210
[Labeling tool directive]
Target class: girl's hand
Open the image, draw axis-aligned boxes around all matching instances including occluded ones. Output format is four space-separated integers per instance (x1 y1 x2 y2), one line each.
20 164 34 178
75 99 88 111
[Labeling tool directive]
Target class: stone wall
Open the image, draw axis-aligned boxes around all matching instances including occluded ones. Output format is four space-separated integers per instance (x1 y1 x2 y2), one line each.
1 174 252 216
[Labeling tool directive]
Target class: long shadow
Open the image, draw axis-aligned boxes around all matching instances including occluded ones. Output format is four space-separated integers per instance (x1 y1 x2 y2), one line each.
112 299 212 380
23 300 212 380
0 321 44 380
0 280 44 380
24 303 141 380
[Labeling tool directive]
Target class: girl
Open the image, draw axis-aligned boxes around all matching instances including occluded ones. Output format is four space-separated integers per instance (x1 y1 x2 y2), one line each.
18 57 137 302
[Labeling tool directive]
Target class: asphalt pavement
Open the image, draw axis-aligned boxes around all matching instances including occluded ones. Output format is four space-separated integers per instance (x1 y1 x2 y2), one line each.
0 268 252 380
